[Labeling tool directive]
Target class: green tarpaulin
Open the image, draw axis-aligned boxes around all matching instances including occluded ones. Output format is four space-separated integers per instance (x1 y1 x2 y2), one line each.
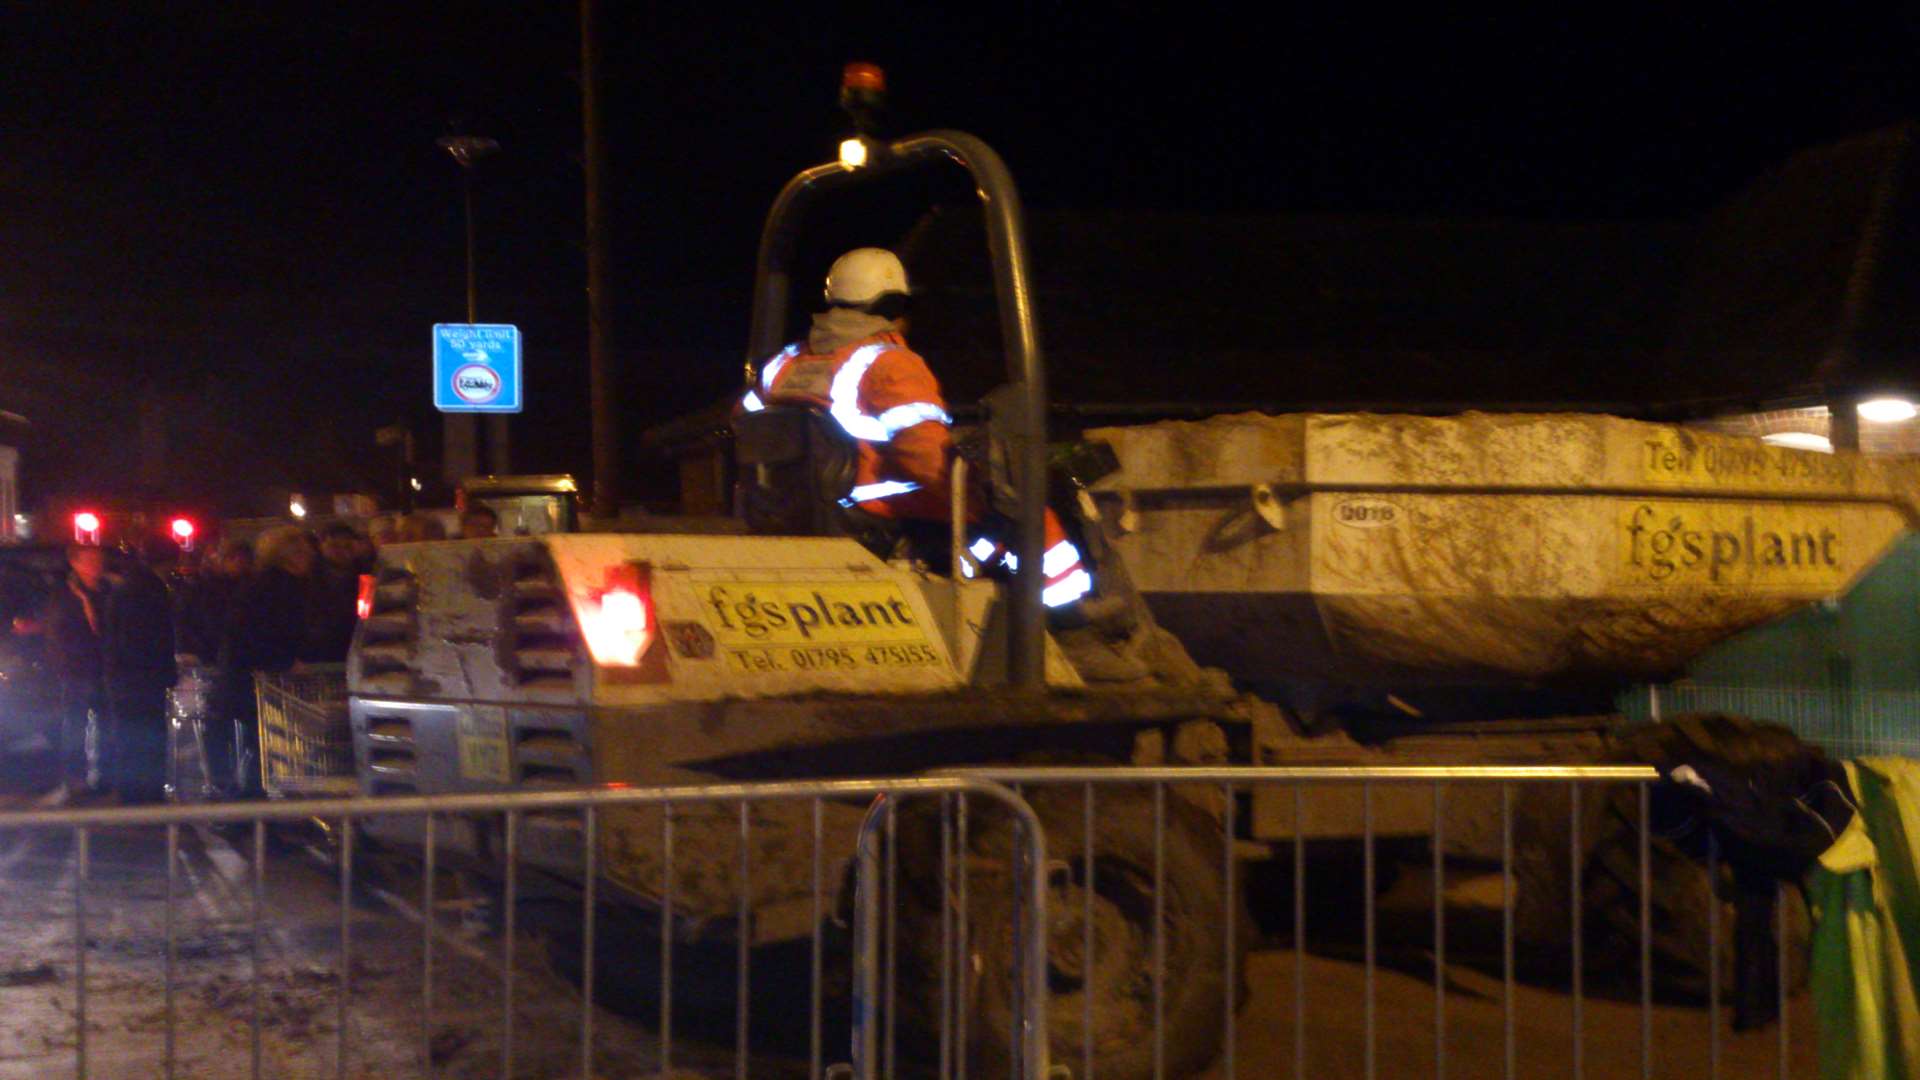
1811 757 1920 1078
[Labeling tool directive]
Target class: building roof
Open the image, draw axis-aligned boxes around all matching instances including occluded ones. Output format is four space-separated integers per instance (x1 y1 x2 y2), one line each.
1667 123 1920 404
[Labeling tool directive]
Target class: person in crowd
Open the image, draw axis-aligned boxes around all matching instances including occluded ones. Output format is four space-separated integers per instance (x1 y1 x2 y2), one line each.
102 538 179 803
366 515 399 549
44 544 109 795
209 526 313 797
398 513 447 542
304 522 362 663
458 505 499 539
177 538 251 665
350 529 377 570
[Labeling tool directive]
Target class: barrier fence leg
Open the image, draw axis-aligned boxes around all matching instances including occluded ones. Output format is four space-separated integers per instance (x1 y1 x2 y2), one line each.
502 810 519 1080
1083 783 1096 1080
75 825 88 1080
661 803 675 1078
886 799 898 1080
1640 782 1653 1080
338 818 353 1080
1433 782 1446 1080
1222 782 1236 1080
1502 783 1514 1080
737 800 752 1080
957 794 970 1080
1571 783 1584 1080
1020 792 1050 1080
1708 830 1721 1080
165 822 178 1080
581 806 597 1080
1293 785 1305 1080
252 820 265 1080
938 795 953 1080
813 797 825 1080
854 796 884 1080
1364 781 1376 1080
1153 782 1166 1080
1010 783 1024 1080
422 814 436 1079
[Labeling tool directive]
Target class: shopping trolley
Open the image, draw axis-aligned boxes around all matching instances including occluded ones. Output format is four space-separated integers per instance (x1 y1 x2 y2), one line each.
253 664 356 798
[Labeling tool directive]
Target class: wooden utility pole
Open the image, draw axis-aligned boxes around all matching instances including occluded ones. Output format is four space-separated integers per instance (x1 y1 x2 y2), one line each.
582 0 618 518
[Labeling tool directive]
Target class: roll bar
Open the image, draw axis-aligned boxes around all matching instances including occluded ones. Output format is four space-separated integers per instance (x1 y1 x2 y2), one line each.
747 131 1049 689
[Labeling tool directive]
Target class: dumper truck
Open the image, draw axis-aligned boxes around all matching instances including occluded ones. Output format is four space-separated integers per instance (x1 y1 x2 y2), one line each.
343 95 1920 1076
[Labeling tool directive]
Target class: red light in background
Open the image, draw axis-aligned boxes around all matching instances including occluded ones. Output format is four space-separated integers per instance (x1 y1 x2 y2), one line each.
170 518 194 540
73 512 100 534
356 574 375 620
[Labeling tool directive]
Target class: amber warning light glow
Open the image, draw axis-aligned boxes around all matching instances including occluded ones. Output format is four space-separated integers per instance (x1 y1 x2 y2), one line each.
580 562 654 667
841 62 885 93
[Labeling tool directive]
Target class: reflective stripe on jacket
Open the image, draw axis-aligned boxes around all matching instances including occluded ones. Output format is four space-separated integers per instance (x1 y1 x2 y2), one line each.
744 331 954 520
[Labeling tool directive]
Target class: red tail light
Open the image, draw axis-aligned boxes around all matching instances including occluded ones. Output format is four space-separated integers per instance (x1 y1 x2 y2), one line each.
356 574 375 620
581 562 654 666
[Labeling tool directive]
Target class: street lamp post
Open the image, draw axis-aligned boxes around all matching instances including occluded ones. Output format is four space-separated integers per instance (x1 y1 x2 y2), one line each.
435 133 508 480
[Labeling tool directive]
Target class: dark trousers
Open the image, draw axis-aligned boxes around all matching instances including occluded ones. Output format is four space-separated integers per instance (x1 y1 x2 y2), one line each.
107 683 170 803
205 670 261 797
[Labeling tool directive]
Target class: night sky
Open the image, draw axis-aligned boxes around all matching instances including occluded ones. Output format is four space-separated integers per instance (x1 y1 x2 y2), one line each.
3 5 1916 515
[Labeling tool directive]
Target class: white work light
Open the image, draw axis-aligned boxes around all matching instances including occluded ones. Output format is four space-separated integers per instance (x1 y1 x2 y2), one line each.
1857 398 1918 424
1761 432 1833 453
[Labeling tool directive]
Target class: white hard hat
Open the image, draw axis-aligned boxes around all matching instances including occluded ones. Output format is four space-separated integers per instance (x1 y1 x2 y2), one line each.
824 248 911 306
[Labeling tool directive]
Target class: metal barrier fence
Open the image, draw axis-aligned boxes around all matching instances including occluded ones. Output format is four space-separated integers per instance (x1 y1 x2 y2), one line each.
0 777 1049 1080
945 764 1810 1080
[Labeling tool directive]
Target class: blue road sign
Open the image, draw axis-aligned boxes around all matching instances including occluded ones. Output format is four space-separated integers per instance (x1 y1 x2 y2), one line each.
433 323 522 413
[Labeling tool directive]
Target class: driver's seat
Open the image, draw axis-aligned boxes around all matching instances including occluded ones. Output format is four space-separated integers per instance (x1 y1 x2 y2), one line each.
733 405 898 554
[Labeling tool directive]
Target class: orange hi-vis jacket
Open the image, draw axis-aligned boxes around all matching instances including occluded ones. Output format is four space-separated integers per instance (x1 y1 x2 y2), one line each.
740 330 1093 607
742 330 955 520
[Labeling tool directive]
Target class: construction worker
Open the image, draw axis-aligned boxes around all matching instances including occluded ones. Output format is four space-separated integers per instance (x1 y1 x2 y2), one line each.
741 248 1092 607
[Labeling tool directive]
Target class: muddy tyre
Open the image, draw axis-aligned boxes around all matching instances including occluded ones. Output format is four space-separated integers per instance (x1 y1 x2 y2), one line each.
1513 782 1809 1000
898 784 1241 1080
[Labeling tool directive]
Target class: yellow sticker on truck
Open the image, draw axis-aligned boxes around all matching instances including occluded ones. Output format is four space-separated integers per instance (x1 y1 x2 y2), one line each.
458 705 511 783
1617 501 1850 589
693 581 941 675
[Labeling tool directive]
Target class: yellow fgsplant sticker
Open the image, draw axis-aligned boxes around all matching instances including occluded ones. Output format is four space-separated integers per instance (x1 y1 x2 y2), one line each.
693 580 942 675
1617 501 1852 589
696 582 930 646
